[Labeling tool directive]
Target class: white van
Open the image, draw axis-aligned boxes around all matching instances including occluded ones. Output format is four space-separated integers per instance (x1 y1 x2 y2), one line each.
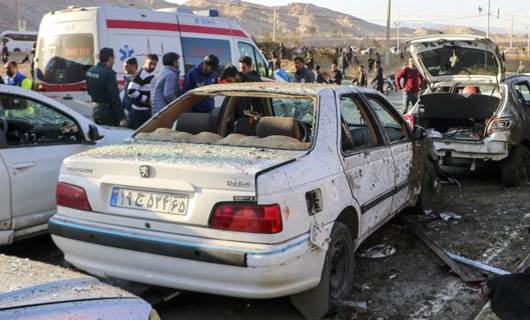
34 6 271 116
1 31 37 53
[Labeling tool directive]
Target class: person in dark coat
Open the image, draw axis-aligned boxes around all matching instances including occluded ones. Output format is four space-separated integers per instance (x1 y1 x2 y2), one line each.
183 54 219 113
85 48 126 127
315 65 328 84
480 267 530 320
371 61 385 93
329 63 343 85
292 56 315 83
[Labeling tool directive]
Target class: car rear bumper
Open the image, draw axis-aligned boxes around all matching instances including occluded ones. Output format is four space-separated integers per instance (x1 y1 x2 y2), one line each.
49 217 324 299
433 138 509 161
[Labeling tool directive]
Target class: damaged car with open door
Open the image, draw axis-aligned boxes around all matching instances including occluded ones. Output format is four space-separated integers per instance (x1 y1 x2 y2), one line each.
48 83 436 319
404 35 530 186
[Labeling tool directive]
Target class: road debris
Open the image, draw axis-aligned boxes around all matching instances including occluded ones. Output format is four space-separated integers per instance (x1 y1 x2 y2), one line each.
444 252 510 276
400 216 486 283
440 212 462 222
339 300 368 313
356 244 396 259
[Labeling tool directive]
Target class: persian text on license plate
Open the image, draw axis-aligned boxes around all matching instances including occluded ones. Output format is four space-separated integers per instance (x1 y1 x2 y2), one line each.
110 188 188 215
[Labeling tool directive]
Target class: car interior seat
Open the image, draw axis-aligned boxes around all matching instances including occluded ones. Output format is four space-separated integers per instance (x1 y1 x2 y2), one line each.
256 117 301 140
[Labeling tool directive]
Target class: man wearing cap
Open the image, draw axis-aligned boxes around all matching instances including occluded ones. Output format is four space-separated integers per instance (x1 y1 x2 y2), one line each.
183 54 219 113
86 48 126 127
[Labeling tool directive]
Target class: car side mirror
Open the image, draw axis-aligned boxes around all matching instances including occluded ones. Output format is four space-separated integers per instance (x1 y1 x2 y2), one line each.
412 125 427 140
87 124 104 143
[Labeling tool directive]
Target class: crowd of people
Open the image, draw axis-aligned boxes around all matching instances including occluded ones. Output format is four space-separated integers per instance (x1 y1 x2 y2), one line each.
1 43 424 129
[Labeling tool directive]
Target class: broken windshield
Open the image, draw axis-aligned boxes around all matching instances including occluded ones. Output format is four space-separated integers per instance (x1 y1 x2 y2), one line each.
418 46 499 78
135 93 316 151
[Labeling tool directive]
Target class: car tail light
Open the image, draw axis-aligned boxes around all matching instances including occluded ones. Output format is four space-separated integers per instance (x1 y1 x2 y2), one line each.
209 203 282 234
56 182 92 211
487 117 513 135
403 113 415 130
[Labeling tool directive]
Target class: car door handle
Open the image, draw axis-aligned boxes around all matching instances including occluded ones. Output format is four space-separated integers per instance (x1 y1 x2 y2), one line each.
11 161 36 170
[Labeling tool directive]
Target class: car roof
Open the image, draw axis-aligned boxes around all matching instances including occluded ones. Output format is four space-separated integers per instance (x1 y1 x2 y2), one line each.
190 82 374 96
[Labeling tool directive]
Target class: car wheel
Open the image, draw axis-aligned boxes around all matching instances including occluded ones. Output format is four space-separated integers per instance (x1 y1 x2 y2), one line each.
327 222 354 306
501 145 530 187
289 222 354 319
409 160 436 214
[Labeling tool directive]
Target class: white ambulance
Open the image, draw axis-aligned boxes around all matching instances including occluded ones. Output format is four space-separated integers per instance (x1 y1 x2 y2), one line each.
34 6 271 116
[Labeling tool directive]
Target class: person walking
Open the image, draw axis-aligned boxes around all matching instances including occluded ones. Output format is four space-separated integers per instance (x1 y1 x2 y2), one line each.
127 54 158 129
315 65 328 84
339 51 349 78
395 58 423 113
292 56 315 83
121 57 138 115
352 65 367 87
279 43 286 60
151 52 181 115
4 61 31 89
270 51 279 72
183 54 219 113
371 60 384 93
273 60 290 82
1 39 9 64
329 63 343 85
517 61 525 74
85 48 126 127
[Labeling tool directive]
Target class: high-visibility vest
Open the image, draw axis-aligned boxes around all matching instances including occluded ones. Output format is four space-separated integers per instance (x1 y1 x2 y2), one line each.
21 78 32 90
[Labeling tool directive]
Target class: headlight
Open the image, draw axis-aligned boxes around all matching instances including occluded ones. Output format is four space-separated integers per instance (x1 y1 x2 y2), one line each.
487 118 513 135
149 309 161 320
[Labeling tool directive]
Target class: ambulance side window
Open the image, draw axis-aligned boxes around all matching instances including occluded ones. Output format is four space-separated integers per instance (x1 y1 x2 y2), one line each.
181 37 231 73
238 42 270 78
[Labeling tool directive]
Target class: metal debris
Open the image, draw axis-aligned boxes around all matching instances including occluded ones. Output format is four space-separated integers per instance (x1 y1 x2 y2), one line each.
440 212 462 222
339 300 368 313
356 244 396 259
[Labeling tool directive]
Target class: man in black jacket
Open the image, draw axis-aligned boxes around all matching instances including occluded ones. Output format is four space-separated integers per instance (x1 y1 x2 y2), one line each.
238 56 261 82
86 48 126 127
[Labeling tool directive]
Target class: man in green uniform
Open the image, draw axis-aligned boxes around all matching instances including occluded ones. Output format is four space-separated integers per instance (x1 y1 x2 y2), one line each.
86 48 126 127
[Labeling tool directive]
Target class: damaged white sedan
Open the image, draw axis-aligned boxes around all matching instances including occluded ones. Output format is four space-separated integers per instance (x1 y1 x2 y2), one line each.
49 83 435 316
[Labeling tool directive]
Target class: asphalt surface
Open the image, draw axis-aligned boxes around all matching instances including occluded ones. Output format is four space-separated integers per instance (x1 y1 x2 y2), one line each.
1 90 528 320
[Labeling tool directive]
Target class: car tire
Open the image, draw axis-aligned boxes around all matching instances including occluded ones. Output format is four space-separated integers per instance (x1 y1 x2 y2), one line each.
290 222 354 319
327 222 355 306
501 145 530 187
409 160 436 214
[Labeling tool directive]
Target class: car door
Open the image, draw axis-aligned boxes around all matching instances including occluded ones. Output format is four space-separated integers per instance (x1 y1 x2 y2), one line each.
0 93 90 230
512 80 530 139
0 131 11 232
337 92 396 234
366 94 414 213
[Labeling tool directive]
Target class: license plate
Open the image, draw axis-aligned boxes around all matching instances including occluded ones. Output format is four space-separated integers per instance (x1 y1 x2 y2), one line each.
110 187 188 215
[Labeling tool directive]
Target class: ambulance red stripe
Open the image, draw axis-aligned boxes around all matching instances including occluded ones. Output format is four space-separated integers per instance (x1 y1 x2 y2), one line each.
106 20 247 38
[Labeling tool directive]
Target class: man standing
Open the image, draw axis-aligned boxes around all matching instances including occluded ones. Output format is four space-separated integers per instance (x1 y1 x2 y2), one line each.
517 61 525 74
127 54 158 129
292 57 315 83
121 57 137 114
151 52 181 115
273 60 290 82
371 61 384 93
238 56 261 82
4 61 31 89
315 65 328 84
86 48 126 127
1 39 8 64
329 63 343 85
352 65 367 87
396 58 423 113
183 54 219 113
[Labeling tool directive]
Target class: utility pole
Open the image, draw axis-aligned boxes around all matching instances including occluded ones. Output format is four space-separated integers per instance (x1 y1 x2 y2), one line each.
272 8 277 43
384 0 391 67
15 0 20 31
510 14 514 48
487 0 491 38
396 6 400 51
528 15 530 56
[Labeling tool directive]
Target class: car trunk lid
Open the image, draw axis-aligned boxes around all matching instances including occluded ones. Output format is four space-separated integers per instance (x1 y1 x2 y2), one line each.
61 142 304 229
409 35 505 86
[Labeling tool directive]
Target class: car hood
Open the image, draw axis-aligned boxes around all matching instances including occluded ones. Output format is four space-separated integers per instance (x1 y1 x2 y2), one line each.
409 35 505 85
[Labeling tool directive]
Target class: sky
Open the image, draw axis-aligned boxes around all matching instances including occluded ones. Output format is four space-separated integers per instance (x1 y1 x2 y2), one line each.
166 0 530 33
